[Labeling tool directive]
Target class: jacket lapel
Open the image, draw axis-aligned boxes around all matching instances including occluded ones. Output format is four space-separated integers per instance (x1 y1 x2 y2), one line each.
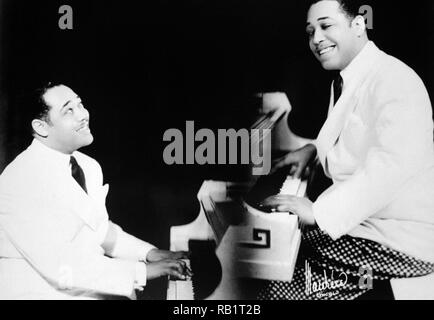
69 182 99 230
316 42 385 171
316 84 360 167
62 177 109 231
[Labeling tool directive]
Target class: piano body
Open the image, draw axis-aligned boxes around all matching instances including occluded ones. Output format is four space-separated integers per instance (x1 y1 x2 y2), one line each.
167 93 314 300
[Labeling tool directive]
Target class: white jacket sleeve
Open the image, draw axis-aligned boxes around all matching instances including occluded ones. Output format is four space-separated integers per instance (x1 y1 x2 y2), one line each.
103 222 156 262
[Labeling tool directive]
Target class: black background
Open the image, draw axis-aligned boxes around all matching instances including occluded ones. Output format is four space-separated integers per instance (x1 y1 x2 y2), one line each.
0 0 433 299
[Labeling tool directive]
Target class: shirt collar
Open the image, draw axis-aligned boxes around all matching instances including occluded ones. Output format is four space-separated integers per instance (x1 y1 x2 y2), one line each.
340 40 380 89
30 138 78 169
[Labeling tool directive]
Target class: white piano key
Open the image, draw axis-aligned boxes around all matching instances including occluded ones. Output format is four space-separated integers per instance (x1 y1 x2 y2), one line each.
279 177 301 195
167 259 194 300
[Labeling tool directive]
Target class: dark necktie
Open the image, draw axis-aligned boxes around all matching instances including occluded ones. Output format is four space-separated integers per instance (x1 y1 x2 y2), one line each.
333 73 343 106
70 156 87 193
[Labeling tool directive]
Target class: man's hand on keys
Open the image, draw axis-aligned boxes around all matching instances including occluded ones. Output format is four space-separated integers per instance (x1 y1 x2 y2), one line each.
146 259 193 281
261 195 316 226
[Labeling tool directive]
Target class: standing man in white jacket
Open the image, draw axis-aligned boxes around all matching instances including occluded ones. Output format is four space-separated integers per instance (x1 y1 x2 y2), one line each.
261 0 434 299
0 83 191 299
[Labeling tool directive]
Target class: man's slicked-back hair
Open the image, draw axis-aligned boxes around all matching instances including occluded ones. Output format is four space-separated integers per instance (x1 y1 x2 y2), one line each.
25 81 63 135
306 0 364 20
32 82 63 122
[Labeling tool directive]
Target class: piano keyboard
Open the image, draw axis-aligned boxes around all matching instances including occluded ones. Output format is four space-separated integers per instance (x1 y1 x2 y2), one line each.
279 176 307 197
167 260 194 300
244 166 308 213
167 240 222 300
279 176 301 195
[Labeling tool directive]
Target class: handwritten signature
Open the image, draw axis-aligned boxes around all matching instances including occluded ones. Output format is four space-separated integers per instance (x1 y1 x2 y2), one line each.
305 261 348 298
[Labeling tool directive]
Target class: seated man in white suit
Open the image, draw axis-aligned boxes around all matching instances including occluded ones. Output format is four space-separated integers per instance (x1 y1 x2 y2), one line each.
260 0 434 299
0 83 191 299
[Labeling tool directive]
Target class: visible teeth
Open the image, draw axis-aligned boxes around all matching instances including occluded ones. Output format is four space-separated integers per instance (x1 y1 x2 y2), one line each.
319 47 334 55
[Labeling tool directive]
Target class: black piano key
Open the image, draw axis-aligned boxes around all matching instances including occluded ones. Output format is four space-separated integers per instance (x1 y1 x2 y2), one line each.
244 166 292 212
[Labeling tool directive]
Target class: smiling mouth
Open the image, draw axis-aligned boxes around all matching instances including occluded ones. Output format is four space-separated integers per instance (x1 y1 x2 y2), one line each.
77 124 90 133
317 45 336 56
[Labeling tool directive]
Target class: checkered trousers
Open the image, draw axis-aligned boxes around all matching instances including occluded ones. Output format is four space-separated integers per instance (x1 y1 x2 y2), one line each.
258 228 434 300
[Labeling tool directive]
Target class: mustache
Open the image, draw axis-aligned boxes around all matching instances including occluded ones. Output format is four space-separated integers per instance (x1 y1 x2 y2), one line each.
76 120 90 131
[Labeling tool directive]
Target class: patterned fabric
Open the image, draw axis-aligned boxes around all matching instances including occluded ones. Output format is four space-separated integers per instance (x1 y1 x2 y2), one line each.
258 228 434 300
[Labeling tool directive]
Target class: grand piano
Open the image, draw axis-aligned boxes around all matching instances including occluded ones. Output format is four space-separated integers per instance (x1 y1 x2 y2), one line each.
167 92 434 301
167 93 315 300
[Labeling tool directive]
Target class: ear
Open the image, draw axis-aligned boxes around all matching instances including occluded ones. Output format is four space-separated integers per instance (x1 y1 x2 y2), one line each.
31 119 49 137
351 15 367 37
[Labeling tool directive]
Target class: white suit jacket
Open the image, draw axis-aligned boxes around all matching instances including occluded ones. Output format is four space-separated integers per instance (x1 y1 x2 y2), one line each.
0 139 155 299
313 41 434 263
